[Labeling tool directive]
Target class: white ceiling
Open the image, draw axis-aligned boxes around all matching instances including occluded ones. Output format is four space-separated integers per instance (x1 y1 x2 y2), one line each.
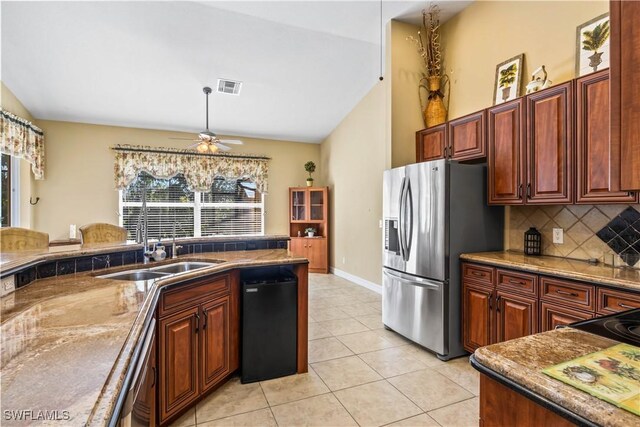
1 1 471 143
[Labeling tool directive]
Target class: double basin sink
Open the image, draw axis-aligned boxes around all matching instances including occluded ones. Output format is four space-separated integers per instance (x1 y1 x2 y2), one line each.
98 261 220 281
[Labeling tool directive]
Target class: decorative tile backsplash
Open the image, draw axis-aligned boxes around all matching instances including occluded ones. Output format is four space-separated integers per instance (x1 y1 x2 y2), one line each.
596 207 640 266
508 204 640 267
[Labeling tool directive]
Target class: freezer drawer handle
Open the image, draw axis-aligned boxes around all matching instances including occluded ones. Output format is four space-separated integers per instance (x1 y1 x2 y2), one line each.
383 270 441 290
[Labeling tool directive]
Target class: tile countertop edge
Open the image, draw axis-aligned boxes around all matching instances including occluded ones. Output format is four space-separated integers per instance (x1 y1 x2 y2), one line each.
460 252 640 291
472 329 638 427
74 252 308 426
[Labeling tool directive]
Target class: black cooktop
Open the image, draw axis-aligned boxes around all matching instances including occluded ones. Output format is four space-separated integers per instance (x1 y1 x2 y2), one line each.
569 308 640 346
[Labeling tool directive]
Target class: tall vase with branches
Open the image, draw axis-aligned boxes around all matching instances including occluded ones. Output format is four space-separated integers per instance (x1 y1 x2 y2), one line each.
408 5 449 128
582 19 610 72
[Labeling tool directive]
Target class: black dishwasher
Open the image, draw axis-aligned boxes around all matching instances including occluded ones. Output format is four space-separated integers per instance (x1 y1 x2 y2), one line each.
241 267 297 383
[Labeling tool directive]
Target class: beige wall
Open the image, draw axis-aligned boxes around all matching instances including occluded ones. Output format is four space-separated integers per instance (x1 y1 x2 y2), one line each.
320 82 390 285
1 82 37 228
390 20 425 168
32 120 320 240
440 0 608 120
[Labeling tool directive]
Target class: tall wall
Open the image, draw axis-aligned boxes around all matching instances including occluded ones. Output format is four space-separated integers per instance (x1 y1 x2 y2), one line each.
320 82 390 285
1 82 37 228
32 120 320 240
440 0 608 120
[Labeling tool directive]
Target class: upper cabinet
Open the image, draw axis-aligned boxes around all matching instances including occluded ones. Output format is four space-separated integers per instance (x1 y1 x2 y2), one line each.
416 112 486 163
487 99 526 205
576 70 637 203
525 82 574 204
611 0 640 191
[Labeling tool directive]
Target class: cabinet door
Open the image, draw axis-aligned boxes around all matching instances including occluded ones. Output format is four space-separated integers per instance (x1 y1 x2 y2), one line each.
541 302 593 332
576 71 637 203
159 307 199 423
611 0 640 190
448 111 486 161
290 189 307 222
496 291 537 343
289 238 307 257
416 125 447 162
307 238 328 272
526 83 574 204
309 188 326 221
462 281 493 352
200 296 231 393
132 333 156 427
488 99 526 205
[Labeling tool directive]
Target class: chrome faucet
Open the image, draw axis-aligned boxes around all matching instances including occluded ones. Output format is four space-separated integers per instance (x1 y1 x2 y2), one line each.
135 185 154 264
171 221 184 259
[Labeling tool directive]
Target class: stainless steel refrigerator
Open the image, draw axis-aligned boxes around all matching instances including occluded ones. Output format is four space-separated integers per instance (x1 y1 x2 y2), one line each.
382 159 503 360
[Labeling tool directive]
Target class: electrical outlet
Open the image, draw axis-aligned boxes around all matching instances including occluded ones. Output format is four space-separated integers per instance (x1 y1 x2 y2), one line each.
553 228 564 244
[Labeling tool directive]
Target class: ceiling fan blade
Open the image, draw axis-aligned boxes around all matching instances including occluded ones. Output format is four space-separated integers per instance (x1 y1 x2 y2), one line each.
215 143 232 151
169 137 198 141
218 139 243 145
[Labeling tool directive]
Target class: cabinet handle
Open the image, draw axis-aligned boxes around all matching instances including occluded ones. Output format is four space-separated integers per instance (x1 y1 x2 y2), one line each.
195 312 200 333
150 366 156 388
471 271 485 277
509 279 524 285
628 192 635 197
555 289 578 297
526 183 531 198
518 184 523 199
495 295 501 312
618 302 636 309
202 308 208 330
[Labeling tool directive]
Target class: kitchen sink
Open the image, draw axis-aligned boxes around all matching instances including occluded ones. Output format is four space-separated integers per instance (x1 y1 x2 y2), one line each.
150 262 217 274
100 271 170 281
97 261 218 281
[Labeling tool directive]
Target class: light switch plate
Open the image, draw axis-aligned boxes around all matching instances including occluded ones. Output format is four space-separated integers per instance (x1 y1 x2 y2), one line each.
553 228 564 244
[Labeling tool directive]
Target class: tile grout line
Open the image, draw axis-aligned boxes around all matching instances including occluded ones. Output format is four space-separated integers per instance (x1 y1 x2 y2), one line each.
306 362 362 426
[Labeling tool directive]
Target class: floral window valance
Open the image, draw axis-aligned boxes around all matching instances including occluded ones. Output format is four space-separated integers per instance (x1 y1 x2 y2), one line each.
0 109 45 179
112 145 270 194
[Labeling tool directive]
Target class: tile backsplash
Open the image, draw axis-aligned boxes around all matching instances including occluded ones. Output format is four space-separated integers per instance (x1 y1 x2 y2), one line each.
508 204 640 267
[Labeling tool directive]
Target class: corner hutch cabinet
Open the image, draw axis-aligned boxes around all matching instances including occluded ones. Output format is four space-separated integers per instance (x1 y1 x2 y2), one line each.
289 187 329 273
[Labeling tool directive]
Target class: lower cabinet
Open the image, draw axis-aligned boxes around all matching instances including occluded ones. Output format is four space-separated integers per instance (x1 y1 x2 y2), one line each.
495 291 538 343
290 237 328 273
158 273 240 425
540 302 593 332
462 282 493 352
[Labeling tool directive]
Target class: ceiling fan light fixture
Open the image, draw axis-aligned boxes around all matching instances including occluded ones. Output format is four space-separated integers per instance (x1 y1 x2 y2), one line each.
196 142 209 153
209 144 219 153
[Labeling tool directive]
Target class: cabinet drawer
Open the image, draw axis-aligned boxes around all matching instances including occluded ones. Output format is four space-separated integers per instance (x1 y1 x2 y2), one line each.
462 263 495 286
496 269 537 297
597 288 640 315
540 277 594 311
160 275 230 317
540 302 593 332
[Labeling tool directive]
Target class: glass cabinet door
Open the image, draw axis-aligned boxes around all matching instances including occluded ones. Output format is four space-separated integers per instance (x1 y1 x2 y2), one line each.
309 189 324 221
291 190 307 221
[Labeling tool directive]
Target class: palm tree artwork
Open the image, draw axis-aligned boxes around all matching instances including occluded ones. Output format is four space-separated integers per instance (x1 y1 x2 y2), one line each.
499 63 518 102
582 19 610 72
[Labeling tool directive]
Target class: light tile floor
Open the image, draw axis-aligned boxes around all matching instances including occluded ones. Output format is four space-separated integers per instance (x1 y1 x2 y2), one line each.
171 273 479 427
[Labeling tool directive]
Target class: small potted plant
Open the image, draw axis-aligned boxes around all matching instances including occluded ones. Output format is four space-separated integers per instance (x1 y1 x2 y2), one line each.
305 227 316 237
305 161 316 187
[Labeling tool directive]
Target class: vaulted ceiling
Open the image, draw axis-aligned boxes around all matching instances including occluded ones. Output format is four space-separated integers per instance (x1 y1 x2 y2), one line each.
1 1 471 143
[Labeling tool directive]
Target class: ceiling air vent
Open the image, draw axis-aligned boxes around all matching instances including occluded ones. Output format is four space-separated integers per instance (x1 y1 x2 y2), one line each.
217 79 242 95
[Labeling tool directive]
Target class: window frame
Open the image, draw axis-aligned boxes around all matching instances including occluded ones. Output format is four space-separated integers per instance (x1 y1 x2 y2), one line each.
1 155 21 227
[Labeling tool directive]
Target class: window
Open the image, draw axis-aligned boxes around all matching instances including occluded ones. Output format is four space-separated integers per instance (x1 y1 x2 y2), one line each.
119 171 264 241
1 154 20 227
1 154 11 227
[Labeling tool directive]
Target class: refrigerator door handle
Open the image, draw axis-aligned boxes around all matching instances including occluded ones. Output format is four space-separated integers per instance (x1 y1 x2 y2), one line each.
398 177 407 260
383 269 441 290
405 180 413 260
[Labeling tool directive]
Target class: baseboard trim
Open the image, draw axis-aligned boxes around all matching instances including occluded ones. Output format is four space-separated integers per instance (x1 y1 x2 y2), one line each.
330 267 382 294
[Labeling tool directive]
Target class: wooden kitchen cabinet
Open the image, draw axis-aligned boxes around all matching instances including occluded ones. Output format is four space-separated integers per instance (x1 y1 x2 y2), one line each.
416 124 447 162
289 187 329 274
611 0 640 190
462 280 493 352
487 99 526 205
540 302 593 332
525 82 574 204
495 291 538 342
158 272 240 425
448 111 486 161
290 237 328 273
576 70 637 203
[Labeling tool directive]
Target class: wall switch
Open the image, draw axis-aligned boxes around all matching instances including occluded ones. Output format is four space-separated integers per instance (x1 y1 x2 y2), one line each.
379 219 383 228
69 224 77 239
553 228 564 244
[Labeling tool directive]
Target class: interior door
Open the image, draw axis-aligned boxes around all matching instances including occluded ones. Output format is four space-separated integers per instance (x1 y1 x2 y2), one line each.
404 160 446 281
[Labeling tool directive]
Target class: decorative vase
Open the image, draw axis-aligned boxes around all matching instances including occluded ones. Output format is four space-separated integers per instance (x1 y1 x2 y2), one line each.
501 86 512 102
307 232 314 237
419 76 447 128
306 179 313 187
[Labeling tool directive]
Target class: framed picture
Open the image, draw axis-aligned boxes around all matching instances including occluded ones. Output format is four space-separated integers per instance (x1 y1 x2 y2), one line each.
576 13 610 77
493 54 524 105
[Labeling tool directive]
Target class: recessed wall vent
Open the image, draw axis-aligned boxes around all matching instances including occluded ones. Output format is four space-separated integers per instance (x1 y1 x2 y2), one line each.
217 79 242 95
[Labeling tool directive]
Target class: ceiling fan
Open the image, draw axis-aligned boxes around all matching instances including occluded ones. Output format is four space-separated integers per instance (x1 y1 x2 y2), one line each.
170 86 243 153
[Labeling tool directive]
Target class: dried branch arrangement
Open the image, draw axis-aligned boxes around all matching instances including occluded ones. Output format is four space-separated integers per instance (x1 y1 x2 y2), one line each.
407 4 443 78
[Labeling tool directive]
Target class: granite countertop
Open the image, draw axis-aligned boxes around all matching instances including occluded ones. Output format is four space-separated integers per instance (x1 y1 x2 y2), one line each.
474 328 638 427
460 251 640 291
0 234 290 273
0 249 307 426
